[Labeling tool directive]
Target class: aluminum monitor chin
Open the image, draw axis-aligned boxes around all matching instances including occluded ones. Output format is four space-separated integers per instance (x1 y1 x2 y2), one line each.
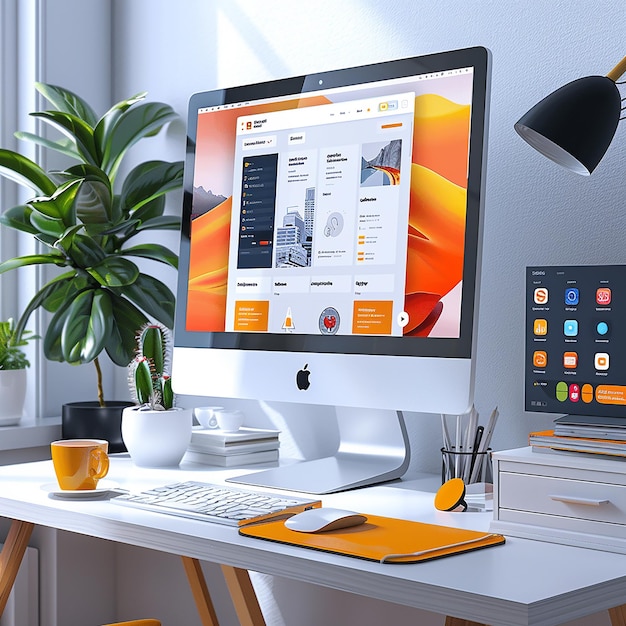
172 47 491 492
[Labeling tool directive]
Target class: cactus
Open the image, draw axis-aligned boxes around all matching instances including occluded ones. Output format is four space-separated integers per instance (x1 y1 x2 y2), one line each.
128 323 174 410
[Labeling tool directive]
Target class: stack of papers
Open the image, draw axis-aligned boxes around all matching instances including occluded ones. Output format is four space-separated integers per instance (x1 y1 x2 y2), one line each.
529 429 626 458
185 426 280 467
553 415 626 441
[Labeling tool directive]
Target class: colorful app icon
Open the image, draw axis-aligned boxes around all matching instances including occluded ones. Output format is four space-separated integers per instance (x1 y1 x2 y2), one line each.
533 288 548 305
318 307 340 335
569 383 580 402
555 381 568 402
581 384 594 403
282 307 295 332
595 352 609 370
563 352 578 369
533 351 547 368
533 319 547 335
563 320 578 337
597 321 609 336
565 288 579 306
596 288 612 305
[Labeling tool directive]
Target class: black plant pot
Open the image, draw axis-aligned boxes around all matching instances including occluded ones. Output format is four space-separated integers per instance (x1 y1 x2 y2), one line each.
61 401 135 453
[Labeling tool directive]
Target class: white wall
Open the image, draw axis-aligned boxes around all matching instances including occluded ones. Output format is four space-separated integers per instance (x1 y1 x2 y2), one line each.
20 1 626 624
109 0 626 465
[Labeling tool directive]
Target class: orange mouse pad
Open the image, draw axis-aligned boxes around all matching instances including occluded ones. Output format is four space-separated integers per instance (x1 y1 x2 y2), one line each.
239 514 505 564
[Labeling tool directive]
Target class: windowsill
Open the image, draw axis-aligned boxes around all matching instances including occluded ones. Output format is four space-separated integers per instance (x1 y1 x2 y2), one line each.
0 416 62 452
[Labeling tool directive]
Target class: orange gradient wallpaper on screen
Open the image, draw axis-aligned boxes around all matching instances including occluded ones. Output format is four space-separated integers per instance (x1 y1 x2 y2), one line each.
185 90 471 337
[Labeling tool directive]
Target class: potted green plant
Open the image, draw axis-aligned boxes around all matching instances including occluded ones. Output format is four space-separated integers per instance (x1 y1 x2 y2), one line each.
122 323 192 467
0 83 182 450
0 319 37 425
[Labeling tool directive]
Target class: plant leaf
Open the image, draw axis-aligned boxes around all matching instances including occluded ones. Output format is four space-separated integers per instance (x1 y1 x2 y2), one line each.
32 111 98 165
136 215 182 231
0 149 56 195
120 160 183 214
18 276 82 354
29 212 65 237
99 217 140 237
40 271 85 312
121 243 178 269
100 102 179 179
0 253 66 274
58 165 113 231
104 293 148 366
30 178 81 226
114 274 175 328
87 256 139 287
0 205 38 235
49 289 112 364
56 228 106 267
61 163 111 189
35 82 99 127
129 196 165 223
94 91 147 160
14 131 83 161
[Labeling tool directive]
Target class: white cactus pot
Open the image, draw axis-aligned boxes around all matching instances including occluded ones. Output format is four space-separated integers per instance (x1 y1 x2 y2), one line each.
0 369 27 426
121 406 193 467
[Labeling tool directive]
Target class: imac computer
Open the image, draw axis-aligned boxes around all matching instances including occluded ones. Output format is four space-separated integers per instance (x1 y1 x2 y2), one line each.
172 46 491 493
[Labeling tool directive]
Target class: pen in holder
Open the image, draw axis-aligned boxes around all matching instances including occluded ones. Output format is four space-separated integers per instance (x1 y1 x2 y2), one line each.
441 447 492 485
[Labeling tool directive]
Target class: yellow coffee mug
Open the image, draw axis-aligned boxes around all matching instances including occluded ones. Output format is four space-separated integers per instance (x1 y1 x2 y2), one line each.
50 439 110 491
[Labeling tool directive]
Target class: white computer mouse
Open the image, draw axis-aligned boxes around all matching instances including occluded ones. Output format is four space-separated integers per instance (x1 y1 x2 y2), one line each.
284 507 367 533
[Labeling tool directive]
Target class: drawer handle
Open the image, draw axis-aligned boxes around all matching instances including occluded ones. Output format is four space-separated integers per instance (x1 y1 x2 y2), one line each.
549 494 609 506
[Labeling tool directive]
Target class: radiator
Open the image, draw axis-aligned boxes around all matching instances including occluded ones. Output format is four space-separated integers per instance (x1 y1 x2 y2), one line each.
0 546 38 626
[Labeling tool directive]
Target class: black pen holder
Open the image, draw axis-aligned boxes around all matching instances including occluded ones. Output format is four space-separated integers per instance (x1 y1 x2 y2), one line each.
441 447 492 485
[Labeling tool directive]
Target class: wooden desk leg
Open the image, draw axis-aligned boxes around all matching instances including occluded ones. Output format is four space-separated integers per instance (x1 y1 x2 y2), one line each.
445 617 488 626
609 605 626 626
181 556 219 626
220 565 266 626
0 520 34 617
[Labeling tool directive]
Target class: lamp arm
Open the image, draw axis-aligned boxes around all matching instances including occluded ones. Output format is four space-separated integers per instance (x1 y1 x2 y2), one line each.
607 56 626 82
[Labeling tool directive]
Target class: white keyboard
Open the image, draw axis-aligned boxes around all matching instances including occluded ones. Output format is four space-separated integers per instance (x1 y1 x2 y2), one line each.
112 480 321 527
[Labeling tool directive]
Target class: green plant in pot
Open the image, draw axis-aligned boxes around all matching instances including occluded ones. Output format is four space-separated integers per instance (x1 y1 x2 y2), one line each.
0 319 37 425
122 323 192 467
0 83 182 451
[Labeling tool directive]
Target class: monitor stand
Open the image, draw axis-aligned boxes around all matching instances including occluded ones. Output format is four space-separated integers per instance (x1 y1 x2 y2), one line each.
228 408 411 494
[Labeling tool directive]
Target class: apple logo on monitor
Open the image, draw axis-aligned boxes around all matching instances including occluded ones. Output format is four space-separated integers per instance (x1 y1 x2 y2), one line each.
296 364 311 390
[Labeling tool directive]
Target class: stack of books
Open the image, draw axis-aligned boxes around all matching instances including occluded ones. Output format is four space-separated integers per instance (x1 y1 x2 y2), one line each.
529 429 626 458
185 426 280 467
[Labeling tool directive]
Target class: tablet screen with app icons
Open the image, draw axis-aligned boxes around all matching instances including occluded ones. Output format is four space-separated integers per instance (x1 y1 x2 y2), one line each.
526 265 626 418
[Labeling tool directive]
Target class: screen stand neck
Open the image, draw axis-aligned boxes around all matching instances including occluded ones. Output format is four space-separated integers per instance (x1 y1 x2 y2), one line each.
228 408 411 494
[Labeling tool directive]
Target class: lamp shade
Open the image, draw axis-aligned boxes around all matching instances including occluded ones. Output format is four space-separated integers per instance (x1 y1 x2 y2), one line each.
514 75 622 175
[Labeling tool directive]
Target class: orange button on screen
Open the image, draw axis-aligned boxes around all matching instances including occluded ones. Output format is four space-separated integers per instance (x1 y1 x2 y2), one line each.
533 351 547 368
234 301 269 332
596 385 626 405
352 301 393 335
581 383 594 403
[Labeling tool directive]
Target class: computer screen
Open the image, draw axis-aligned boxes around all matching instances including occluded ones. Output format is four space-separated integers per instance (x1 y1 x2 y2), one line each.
526 265 626 420
172 47 491 492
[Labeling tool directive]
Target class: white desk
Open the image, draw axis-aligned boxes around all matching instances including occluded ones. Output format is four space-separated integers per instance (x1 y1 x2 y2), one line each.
0 457 625 626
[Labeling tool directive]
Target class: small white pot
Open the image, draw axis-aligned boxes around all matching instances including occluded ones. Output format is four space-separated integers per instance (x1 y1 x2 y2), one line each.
0 369 27 426
121 406 193 467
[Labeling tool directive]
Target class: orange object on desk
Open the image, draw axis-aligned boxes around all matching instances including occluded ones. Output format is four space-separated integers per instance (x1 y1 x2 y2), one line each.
240 514 504 564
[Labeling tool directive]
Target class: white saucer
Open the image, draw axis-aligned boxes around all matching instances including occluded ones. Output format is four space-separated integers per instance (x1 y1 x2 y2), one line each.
42 480 120 499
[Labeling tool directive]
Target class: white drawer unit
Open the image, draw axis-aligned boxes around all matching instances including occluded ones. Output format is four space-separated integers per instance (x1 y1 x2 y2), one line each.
490 446 626 553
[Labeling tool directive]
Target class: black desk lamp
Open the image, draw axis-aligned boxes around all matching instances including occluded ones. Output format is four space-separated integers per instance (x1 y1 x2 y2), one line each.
514 56 626 175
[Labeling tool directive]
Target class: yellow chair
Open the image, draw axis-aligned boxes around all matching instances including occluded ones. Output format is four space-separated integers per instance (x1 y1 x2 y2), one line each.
102 620 161 626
